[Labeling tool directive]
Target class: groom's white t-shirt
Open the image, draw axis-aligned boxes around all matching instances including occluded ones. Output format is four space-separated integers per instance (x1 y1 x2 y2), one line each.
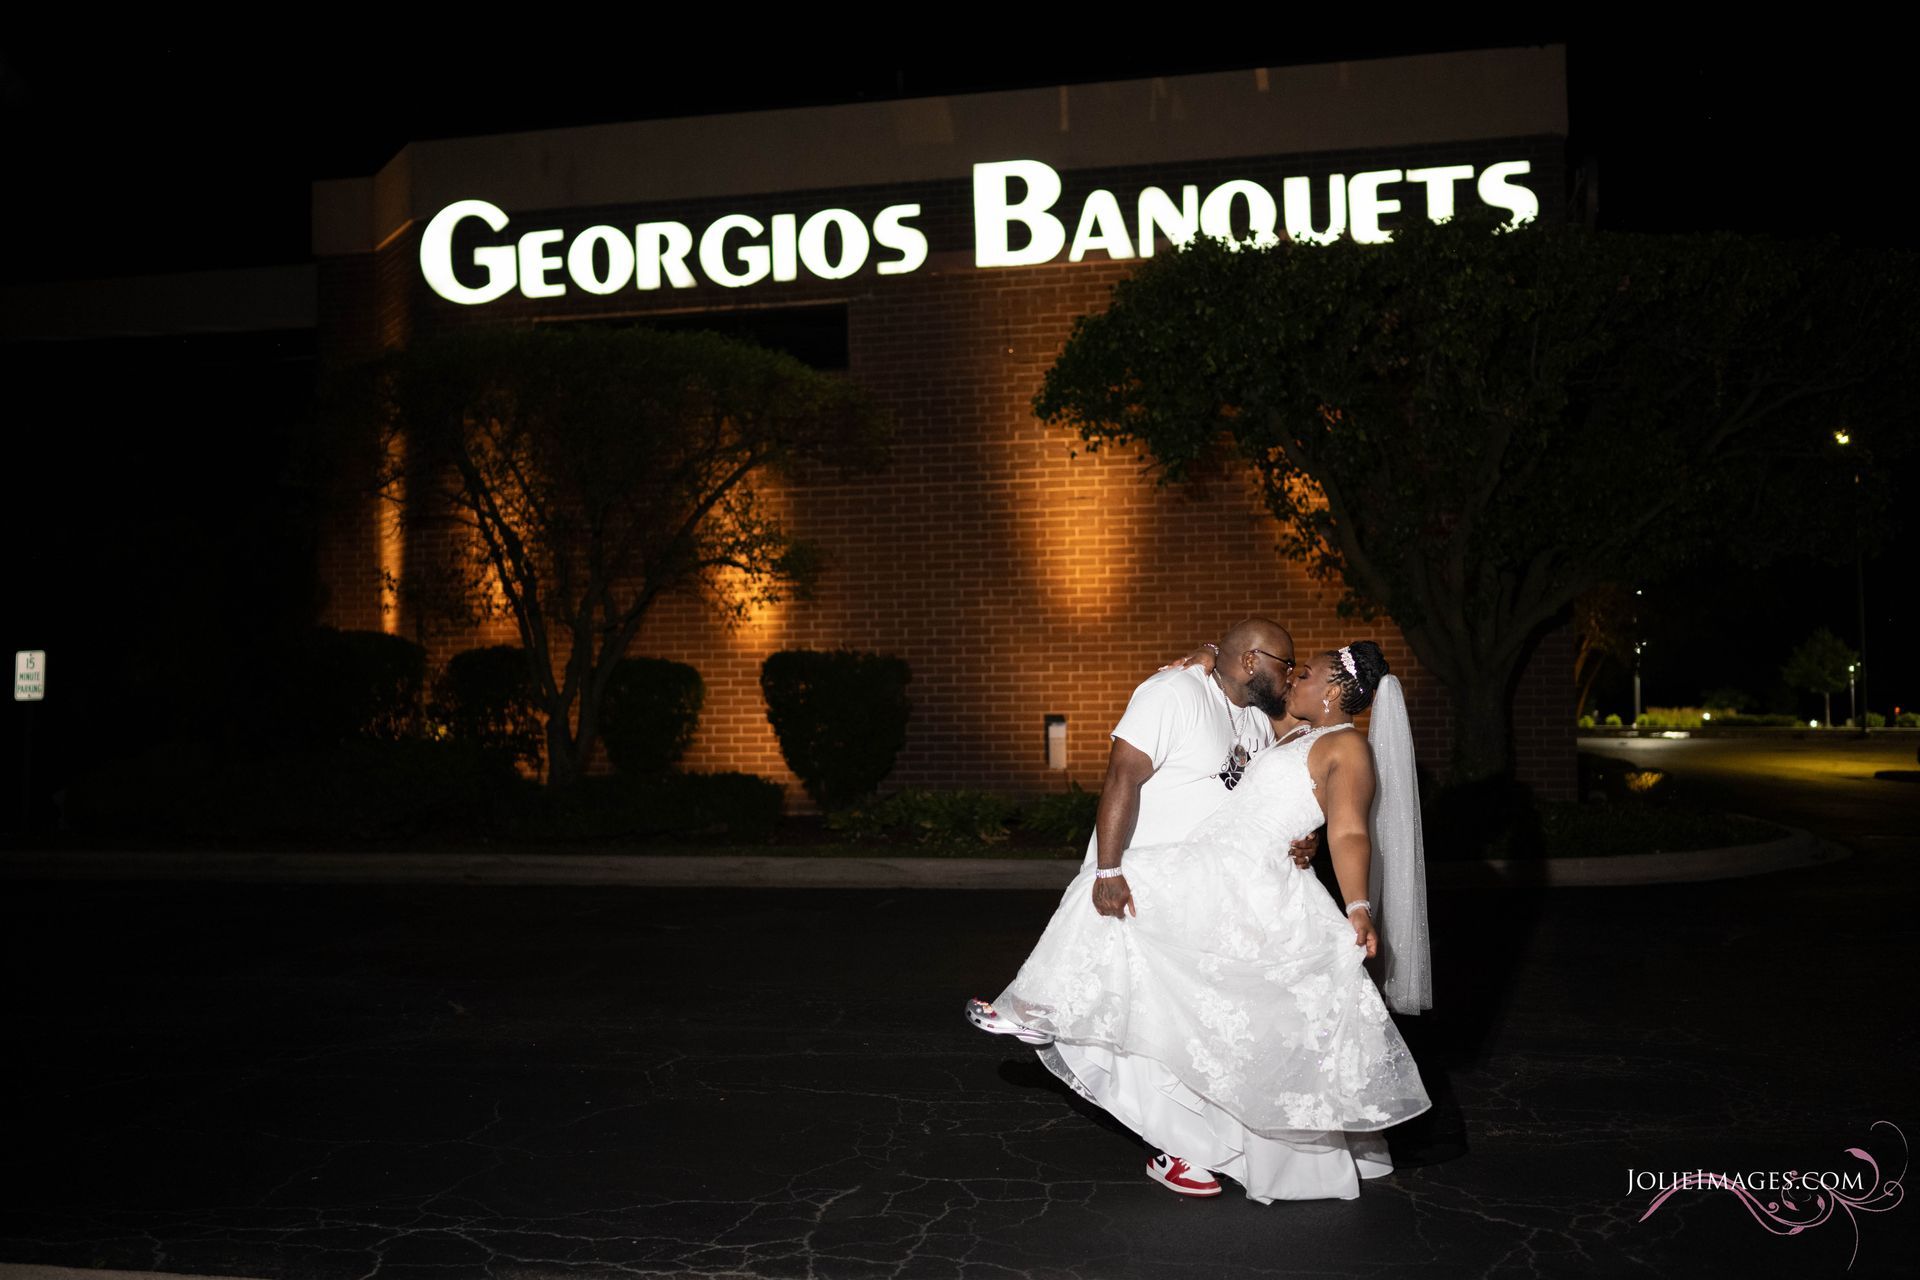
1080 664 1278 868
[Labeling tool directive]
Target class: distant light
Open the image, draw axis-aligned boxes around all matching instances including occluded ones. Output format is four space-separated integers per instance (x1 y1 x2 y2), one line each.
1702 712 1712 721
1809 719 1820 728
1834 429 1852 445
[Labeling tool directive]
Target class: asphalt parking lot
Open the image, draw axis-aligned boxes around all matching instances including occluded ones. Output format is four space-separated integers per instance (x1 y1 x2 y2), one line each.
2 735 1913 1279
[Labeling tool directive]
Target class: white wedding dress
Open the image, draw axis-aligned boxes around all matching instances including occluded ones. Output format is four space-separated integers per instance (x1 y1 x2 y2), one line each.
990 722 1432 1202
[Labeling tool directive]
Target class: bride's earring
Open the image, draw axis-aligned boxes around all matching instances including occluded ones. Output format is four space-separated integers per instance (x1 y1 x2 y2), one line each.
1321 695 1333 714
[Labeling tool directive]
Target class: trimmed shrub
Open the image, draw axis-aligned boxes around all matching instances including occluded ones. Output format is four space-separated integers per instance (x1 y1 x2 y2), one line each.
1867 711 1887 728
1577 714 1596 729
599 657 705 776
1634 706 1719 730
674 771 786 840
428 645 544 771
271 625 426 749
1019 782 1101 846
1603 714 1623 727
518 769 784 842
1898 712 1920 728
760 649 911 809
828 789 1016 844
1711 713 1804 727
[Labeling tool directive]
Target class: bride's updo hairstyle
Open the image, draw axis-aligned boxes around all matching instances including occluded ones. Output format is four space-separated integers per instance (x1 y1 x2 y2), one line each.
1327 641 1390 714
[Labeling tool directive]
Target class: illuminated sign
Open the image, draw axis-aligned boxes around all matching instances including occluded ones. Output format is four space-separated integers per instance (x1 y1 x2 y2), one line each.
420 157 1539 305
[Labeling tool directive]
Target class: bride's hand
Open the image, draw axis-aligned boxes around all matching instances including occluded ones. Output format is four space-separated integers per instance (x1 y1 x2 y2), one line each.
1157 643 1218 674
1348 908 1378 958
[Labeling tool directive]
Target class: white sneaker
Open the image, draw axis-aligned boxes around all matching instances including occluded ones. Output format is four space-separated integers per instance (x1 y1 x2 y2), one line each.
1146 1150 1222 1197
964 998 1053 1045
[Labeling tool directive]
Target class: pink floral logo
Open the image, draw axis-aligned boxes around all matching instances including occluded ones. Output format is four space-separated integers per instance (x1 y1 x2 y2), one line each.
1633 1121 1907 1270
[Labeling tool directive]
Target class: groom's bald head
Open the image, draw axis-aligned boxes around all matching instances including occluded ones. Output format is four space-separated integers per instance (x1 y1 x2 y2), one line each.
1215 618 1295 714
1220 618 1293 664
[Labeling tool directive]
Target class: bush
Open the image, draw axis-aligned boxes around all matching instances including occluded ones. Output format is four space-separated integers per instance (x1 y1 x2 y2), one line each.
828 789 1016 844
1603 714 1623 727
427 645 544 771
1019 781 1101 845
64 737 527 843
1701 686 1752 714
1710 713 1804 727
269 626 427 748
516 769 784 842
1426 775 1543 860
1867 711 1887 728
675 771 786 839
1635 706 1714 730
761 649 911 809
600 657 704 776
1577 714 1596 729
1899 712 1920 729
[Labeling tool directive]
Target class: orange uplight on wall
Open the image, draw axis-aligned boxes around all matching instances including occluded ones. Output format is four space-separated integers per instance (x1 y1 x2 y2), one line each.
377 432 407 635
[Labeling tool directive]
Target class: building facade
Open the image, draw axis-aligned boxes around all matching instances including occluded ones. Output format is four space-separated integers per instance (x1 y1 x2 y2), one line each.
310 48 1578 801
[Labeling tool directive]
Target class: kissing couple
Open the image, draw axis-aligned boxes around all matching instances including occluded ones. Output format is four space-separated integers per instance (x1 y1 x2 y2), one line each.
967 618 1432 1202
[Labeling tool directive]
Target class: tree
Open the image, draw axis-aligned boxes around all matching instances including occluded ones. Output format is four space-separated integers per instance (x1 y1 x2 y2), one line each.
1573 583 1637 720
1781 628 1857 727
344 325 890 787
1035 215 1915 784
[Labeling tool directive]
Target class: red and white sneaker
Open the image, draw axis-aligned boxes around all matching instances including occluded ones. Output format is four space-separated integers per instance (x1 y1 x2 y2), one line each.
1146 1151 1222 1197
964 998 1053 1045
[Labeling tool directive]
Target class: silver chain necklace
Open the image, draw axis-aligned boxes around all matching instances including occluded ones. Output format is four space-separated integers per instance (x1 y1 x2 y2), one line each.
1214 673 1258 789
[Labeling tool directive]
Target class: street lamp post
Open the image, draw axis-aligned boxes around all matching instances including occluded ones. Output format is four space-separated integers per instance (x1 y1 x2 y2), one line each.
1849 663 1858 728
1633 641 1644 727
1836 428 1868 726
1631 588 1644 728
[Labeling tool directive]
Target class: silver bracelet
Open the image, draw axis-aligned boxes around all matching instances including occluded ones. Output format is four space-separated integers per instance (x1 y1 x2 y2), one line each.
1094 867 1125 879
1346 899 1372 917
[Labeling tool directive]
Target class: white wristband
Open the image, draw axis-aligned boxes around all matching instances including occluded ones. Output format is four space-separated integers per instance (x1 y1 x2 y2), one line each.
1346 899 1372 917
1094 867 1125 879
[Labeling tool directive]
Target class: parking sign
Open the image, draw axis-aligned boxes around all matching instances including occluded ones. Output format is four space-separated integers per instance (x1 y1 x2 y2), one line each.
15 650 44 701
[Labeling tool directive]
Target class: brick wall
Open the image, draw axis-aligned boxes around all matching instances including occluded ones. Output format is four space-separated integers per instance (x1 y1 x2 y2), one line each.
313 139 1578 802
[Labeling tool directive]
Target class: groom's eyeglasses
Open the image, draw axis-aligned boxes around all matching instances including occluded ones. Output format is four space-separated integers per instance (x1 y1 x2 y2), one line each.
1250 648 1295 673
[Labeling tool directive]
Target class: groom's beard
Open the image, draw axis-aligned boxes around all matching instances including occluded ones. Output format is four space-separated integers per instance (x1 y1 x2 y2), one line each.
1245 669 1290 718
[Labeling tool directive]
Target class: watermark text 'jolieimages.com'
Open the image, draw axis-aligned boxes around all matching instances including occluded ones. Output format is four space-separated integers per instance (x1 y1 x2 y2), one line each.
1632 1121 1906 1271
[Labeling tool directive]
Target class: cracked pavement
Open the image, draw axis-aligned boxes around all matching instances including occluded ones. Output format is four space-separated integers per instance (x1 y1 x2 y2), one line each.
3 746 1914 1278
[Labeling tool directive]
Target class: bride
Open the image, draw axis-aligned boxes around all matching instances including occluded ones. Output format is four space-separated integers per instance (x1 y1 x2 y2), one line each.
967 640 1432 1203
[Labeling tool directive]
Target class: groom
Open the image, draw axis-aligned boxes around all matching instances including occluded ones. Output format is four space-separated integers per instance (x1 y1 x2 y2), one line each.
1082 618 1318 1195
1086 617 1315 918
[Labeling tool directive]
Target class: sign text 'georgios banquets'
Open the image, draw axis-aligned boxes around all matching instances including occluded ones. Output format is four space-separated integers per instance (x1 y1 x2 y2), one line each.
418 158 1540 305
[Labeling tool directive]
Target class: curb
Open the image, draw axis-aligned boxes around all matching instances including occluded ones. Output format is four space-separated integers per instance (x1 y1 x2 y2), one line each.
1437 825 1844 887
0 849 1086 890
0 826 1841 890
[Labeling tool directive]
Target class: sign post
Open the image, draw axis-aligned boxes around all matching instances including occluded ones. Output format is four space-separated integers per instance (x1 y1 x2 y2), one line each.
15 650 44 833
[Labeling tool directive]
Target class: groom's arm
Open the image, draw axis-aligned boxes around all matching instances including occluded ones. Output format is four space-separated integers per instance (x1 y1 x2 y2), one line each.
1094 737 1155 871
1090 738 1155 918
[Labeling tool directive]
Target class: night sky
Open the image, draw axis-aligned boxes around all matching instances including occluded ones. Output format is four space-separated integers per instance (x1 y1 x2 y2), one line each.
3 29 1911 717
4 29 1907 282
